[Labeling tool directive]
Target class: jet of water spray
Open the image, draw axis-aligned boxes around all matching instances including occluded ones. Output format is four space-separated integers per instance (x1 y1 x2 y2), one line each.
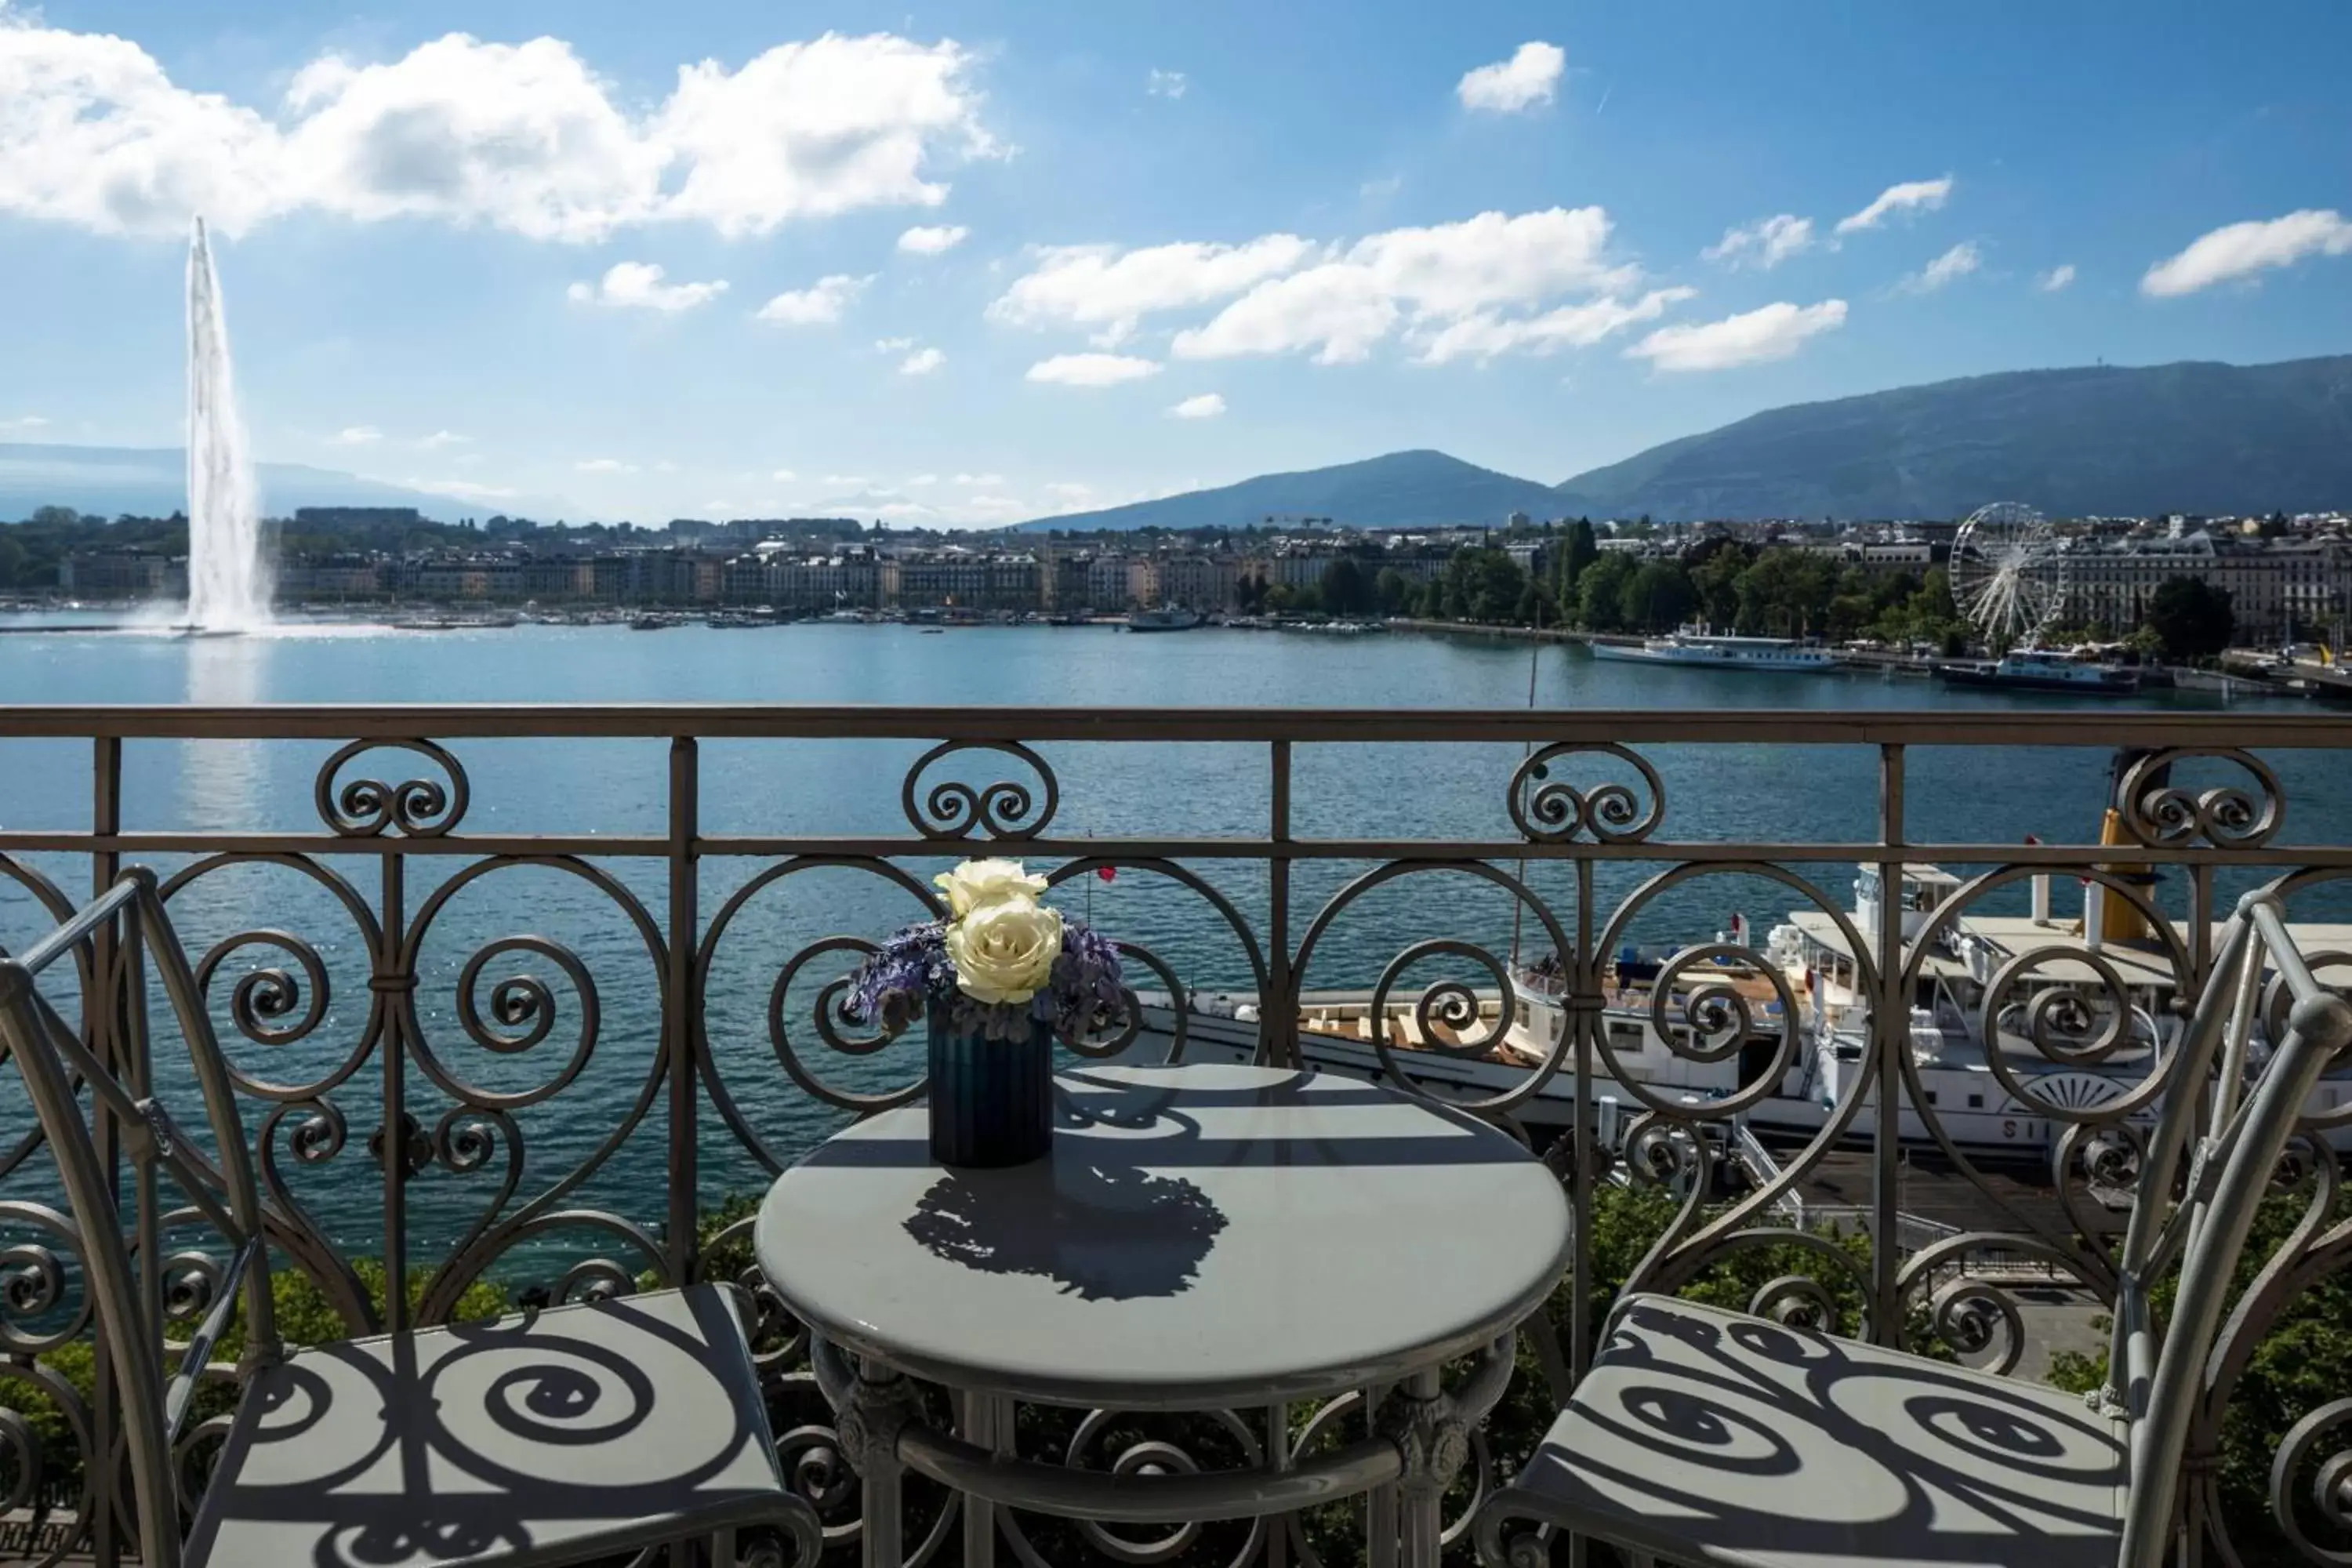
186 217 271 632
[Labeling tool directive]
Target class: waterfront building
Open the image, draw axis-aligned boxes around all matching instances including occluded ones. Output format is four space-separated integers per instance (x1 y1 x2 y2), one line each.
1156 552 1241 611
58 548 185 599
1083 552 1136 611
2059 532 2351 643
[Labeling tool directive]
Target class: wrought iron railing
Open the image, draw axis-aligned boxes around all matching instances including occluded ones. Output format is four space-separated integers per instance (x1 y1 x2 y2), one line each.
1 705 2350 1565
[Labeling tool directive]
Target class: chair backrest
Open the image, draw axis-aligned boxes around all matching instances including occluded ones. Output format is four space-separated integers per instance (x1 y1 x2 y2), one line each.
0 868 280 1568
2107 894 2352 1568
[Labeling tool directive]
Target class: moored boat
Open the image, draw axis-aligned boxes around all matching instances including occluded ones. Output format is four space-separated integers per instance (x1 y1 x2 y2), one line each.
1934 648 2140 694
1127 605 1205 632
1589 626 1834 672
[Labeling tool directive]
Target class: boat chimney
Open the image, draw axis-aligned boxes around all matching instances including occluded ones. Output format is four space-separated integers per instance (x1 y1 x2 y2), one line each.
2083 876 2104 952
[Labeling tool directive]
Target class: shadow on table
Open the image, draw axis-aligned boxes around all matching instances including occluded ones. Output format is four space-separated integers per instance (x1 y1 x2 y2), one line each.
903 1160 1229 1301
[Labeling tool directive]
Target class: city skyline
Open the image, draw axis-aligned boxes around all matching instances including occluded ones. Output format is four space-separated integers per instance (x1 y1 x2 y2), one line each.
2 1 2349 527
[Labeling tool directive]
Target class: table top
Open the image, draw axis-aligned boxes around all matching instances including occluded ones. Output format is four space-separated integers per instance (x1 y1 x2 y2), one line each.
753 1062 1573 1410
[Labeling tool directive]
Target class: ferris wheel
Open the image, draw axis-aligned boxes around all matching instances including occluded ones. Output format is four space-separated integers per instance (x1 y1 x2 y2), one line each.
1950 502 2062 647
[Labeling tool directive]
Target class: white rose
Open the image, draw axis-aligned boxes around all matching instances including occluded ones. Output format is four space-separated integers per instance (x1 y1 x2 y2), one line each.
935 858 1051 919
945 897 1065 1006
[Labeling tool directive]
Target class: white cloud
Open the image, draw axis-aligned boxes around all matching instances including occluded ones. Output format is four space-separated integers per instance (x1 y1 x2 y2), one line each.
415 429 470 448
1900 241 1980 294
0 414 48 432
754 273 869 324
1025 352 1161 387
898 223 968 254
996 206 1654 368
906 474 938 486
1147 68 1188 100
2142 210 2352 297
1703 214 1814 270
570 261 729 310
899 346 946 375
1456 42 1565 114
989 234 1315 344
771 467 797 481
873 336 916 352
332 425 383 445
0 22 994 240
1413 286 1695 365
1835 176 1954 234
1168 206 1640 365
576 457 635 473
1174 263 1399 364
822 474 869 486
408 477 520 500
2037 263 2078 292
953 472 1004 485
1352 208 1636 312
1169 393 1225 419
1625 299 1847 372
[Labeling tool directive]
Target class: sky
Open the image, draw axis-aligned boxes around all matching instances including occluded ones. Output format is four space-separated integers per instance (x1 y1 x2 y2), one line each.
2 2 2349 528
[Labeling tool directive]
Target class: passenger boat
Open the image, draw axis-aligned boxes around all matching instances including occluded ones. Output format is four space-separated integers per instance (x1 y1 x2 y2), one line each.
1934 648 2141 694
1127 605 1205 632
1588 626 1834 672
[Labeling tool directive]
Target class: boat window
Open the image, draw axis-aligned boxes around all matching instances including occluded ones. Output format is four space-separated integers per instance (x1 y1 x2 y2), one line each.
1609 1022 1645 1052
1968 1093 1984 1109
1925 1091 1938 1105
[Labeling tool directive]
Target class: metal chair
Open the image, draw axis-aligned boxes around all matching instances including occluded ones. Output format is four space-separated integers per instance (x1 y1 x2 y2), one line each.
0 869 824 1568
1475 893 2352 1568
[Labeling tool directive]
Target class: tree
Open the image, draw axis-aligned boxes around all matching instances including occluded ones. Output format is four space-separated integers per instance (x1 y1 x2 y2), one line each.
2146 575 2235 662
1555 518 1599 620
1515 579 1545 626
1736 548 1836 637
1618 561 1696 632
1689 543 1751 631
1372 566 1412 616
1437 547 1528 624
1575 551 1638 630
1319 555 1370 616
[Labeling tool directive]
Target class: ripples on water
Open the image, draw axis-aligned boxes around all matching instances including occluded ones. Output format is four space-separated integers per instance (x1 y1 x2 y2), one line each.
1 619 2343 1263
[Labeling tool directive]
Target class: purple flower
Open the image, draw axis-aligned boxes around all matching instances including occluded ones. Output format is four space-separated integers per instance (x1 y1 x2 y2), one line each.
841 913 1127 1048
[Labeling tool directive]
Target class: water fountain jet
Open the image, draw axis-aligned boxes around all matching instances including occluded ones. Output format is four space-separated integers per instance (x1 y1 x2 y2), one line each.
185 217 271 633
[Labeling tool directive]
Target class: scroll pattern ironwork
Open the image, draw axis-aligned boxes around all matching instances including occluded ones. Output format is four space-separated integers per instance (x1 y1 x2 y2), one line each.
0 709 2347 1566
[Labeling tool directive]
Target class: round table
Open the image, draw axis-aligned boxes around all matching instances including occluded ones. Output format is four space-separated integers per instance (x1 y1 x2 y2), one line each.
755 1062 1573 1568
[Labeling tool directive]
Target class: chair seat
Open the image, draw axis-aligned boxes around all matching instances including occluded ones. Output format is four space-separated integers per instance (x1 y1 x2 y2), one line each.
1485 1294 2129 1568
184 1283 801 1568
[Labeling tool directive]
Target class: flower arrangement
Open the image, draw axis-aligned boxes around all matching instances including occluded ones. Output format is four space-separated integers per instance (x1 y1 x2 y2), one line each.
845 858 1127 1045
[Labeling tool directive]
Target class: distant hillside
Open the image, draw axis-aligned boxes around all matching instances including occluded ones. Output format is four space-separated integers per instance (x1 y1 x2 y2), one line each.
0 443 572 524
1552 355 2352 521
1018 449 1564 532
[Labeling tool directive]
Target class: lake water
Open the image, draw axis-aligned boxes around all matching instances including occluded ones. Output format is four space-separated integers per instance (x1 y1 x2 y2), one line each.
2 617 2344 1265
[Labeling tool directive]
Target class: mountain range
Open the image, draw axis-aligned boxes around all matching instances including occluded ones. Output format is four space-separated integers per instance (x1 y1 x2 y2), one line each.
1023 450 1566 535
12 353 2350 532
1025 354 2352 530
0 443 566 524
